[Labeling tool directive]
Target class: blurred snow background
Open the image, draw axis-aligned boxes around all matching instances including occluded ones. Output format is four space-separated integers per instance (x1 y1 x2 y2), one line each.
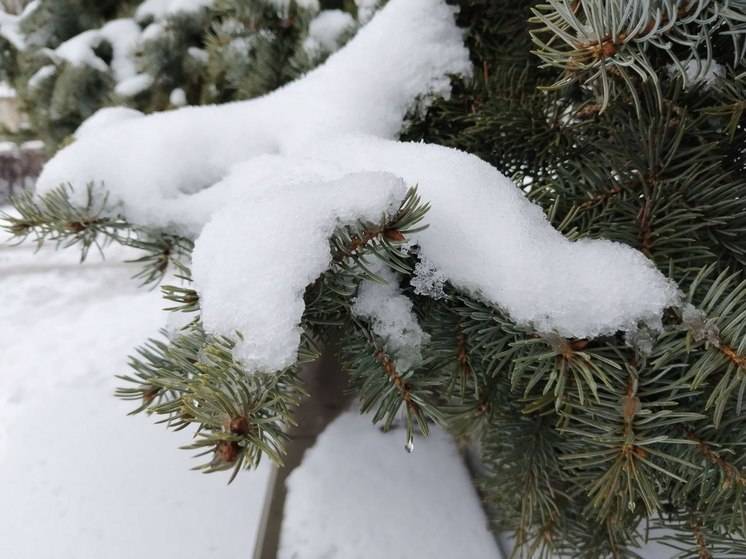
0 233 271 558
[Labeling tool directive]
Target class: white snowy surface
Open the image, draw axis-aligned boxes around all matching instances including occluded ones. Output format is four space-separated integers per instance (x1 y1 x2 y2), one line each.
0 1 38 50
352 266 429 371
303 9 355 55
0 233 271 559
28 64 56 89
74 107 145 140
52 19 141 82
170 87 188 107
278 409 502 559
136 0 214 22
114 72 154 97
192 172 407 371
35 0 679 373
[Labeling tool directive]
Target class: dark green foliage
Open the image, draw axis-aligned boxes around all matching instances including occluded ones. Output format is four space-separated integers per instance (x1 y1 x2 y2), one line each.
401 1 746 556
8 0 365 150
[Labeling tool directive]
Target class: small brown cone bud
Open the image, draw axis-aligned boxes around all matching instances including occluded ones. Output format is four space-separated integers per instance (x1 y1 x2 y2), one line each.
383 228 405 242
216 441 240 464
226 416 250 436
142 386 160 405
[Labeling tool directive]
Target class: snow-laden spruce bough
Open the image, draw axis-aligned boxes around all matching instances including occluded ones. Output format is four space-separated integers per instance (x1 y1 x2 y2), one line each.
36 0 678 370
11 0 684 468
9 0 686 482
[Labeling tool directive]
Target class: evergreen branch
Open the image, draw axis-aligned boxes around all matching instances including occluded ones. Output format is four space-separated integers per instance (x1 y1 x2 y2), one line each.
330 186 429 277
343 317 441 451
116 322 319 480
1 183 193 285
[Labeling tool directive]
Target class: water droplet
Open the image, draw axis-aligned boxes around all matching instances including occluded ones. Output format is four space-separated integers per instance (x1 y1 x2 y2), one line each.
405 436 414 453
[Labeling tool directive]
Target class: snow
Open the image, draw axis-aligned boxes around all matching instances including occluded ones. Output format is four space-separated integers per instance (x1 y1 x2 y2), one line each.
0 7 26 49
352 266 429 371
410 255 447 300
187 45 209 63
193 172 407 371
304 10 355 55
278 409 502 559
38 0 470 226
28 64 56 89
75 107 144 139
136 0 214 22
100 19 142 82
141 22 164 41
355 0 379 23
36 0 679 373
0 80 15 97
52 19 141 82
676 59 725 87
268 0 320 14
20 139 44 150
53 30 108 71
114 73 154 97
0 231 271 559
170 87 187 106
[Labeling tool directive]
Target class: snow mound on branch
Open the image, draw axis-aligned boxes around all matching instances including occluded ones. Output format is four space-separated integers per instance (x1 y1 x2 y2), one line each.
52 19 141 82
0 1 38 50
303 10 355 55
136 0 214 22
36 0 679 371
352 266 430 371
193 172 407 372
74 107 144 140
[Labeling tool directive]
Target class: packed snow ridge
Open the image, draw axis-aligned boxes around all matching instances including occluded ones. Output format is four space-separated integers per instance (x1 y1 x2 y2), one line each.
35 0 680 372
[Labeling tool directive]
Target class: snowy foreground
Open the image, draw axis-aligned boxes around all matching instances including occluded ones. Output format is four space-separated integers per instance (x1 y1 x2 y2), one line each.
0 237 270 558
0 233 502 558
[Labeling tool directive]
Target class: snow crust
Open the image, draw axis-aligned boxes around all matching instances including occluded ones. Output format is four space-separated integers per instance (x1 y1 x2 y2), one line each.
52 19 141 82
36 0 680 371
74 107 144 139
193 173 407 372
279 409 502 559
136 0 213 22
0 232 271 559
114 73 154 97
28 64 55 89
352 266 429 371
170 87 187 106
303 9 355 55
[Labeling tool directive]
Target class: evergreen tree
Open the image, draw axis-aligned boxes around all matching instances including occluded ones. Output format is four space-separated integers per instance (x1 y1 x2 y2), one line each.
5 0 746 557
3 0 365 150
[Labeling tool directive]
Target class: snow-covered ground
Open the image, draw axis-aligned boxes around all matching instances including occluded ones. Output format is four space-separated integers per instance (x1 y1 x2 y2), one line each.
279 409 502 559
0 235 271 558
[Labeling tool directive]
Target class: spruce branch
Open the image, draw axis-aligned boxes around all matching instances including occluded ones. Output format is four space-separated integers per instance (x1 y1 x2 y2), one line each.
530 0 746 111
1 184 193 285
117 323 319 480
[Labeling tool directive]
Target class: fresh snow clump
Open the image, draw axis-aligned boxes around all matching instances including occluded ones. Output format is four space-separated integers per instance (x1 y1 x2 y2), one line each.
115 73 154 97
411 256 447 300
28 64 56 89
170 88 187 107
352 266 430 371
192 173 407 371
303 10 355 55
136 0 213 21
75 107 144 140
